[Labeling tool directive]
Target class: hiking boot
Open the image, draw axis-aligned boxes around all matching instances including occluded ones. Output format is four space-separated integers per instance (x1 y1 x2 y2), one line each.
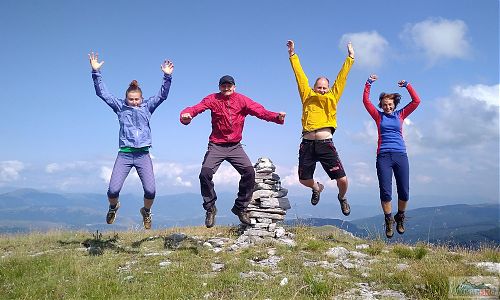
106 202 120 224
338 195 351 216
394 212 405 234
385 216 394 239
140 207 152 230
311 182 324 206
231 206 251 225
205 206 217 228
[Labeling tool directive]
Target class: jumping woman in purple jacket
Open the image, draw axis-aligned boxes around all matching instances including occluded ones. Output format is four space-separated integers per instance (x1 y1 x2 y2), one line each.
363 74 420 238
89 52 174 230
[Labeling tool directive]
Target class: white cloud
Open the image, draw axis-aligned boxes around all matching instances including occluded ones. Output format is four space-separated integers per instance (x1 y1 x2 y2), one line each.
280 165 300 187
402 18 470 64
0 160 25 182
212 164 240 186
349 162 377 187
402 117 426 156
453 84 500 107
353 121 378 145
45 161 93 173
340 31 389 68
415 175 433 184
428 83 499 148
100 166 112 183
174 176 192 187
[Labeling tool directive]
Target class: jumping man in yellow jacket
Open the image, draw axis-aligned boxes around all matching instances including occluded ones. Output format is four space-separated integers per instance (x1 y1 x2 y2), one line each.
287 39 354 216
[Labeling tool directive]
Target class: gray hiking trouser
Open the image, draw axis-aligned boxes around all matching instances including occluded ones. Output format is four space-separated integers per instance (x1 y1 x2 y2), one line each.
199 142 255 212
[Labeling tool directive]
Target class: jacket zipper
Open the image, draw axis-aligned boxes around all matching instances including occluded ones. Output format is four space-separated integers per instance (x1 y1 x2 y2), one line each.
226 96 232 142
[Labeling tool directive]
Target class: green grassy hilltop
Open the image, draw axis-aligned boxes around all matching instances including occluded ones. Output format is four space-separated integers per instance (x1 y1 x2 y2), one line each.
0 226 498 299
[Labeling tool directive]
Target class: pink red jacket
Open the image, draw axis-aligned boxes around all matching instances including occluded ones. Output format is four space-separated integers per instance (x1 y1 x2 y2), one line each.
180 92 284 144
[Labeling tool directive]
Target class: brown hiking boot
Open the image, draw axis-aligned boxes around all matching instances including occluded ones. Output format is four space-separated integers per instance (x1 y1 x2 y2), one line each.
106 202 120 224
394 212 405 234
140 207 152 230
231 207 251 225
338 194 351 216
205 206 217 228
385 216 394 239
311 182 324 206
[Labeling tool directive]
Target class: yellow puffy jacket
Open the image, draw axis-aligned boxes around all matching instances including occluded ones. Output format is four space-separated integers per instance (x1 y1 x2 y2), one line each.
289 54 353 132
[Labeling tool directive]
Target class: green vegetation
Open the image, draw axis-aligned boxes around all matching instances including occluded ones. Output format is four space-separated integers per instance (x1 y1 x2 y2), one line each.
0 226 497 299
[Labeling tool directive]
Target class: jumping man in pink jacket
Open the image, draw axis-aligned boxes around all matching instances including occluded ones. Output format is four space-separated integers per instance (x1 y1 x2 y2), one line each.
180 75 286 228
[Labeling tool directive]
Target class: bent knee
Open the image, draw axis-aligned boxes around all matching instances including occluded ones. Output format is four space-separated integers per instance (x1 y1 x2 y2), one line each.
107 190 120 199
144 189 156 200
336 176 348 184
199 167 214 180
242 166 255 179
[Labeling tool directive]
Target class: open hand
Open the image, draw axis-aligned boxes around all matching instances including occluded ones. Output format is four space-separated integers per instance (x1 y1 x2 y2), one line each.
286 40 295 56
161 60 174 75
88 52 104 71
347 42 354 59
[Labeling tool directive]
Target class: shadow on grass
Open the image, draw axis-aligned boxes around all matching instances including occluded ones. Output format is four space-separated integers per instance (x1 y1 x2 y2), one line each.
77 230 138 255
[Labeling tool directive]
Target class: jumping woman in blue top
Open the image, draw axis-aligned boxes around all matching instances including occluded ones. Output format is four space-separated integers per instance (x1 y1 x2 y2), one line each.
363 74 420 238
89 52 174 229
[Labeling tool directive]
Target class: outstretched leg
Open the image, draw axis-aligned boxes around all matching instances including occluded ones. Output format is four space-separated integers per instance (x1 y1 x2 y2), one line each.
135 152 156 229
317 140 349 215
106 152 134 224
199 143 225 227
298 140 323 205
227 144 253 224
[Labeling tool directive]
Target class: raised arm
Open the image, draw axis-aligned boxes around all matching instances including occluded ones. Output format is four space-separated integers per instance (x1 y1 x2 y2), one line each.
330 42 355 103
146 60 174 113
398 80 421 119
89 51 121 112
363 74 380 121
287 40 311 102
244 95 285 125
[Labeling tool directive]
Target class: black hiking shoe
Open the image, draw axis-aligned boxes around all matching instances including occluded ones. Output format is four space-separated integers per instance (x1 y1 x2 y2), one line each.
394 212 405 234
311 182 324 206
106 202 120 224
385 216 394 239
231 206 251 225
140 207 152 230
205 206 217 228
338 195 351 216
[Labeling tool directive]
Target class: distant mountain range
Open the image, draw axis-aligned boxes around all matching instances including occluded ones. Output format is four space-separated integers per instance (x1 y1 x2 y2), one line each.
0 188 383 233
0 189 498 247
287 203 499 247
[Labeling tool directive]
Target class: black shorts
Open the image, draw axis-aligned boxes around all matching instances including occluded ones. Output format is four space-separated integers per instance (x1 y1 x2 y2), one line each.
298 138 346 180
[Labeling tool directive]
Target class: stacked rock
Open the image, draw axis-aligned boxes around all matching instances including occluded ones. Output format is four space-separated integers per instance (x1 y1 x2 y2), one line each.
241 157 291 238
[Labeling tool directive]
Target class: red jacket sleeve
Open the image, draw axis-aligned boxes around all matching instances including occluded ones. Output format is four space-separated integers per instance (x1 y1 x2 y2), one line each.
400 83 421 119
243 95 284 124
363 82 380 122
179 95 211 125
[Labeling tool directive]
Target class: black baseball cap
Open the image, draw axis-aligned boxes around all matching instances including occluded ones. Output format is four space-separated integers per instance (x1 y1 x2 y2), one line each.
219 75 235 86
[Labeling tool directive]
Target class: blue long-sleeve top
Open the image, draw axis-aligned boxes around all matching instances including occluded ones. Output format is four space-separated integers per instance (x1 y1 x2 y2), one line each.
92 70 172 148
363 82 420 154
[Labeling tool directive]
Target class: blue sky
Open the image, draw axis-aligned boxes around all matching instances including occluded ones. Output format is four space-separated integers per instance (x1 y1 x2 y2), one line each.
1 0 498 204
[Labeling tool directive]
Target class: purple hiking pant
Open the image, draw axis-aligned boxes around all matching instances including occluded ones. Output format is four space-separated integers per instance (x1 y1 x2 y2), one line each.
107 151 156 200
199 142 255 212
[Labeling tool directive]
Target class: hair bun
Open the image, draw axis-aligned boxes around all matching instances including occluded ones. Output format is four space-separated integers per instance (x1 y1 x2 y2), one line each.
129 80 139 87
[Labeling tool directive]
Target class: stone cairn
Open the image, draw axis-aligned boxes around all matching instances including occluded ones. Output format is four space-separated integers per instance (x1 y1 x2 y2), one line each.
234 157 295 248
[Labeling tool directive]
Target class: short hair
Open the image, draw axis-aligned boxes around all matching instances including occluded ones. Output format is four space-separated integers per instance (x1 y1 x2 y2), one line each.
378 92 401 109
314 77 330 87
126 80 142 98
